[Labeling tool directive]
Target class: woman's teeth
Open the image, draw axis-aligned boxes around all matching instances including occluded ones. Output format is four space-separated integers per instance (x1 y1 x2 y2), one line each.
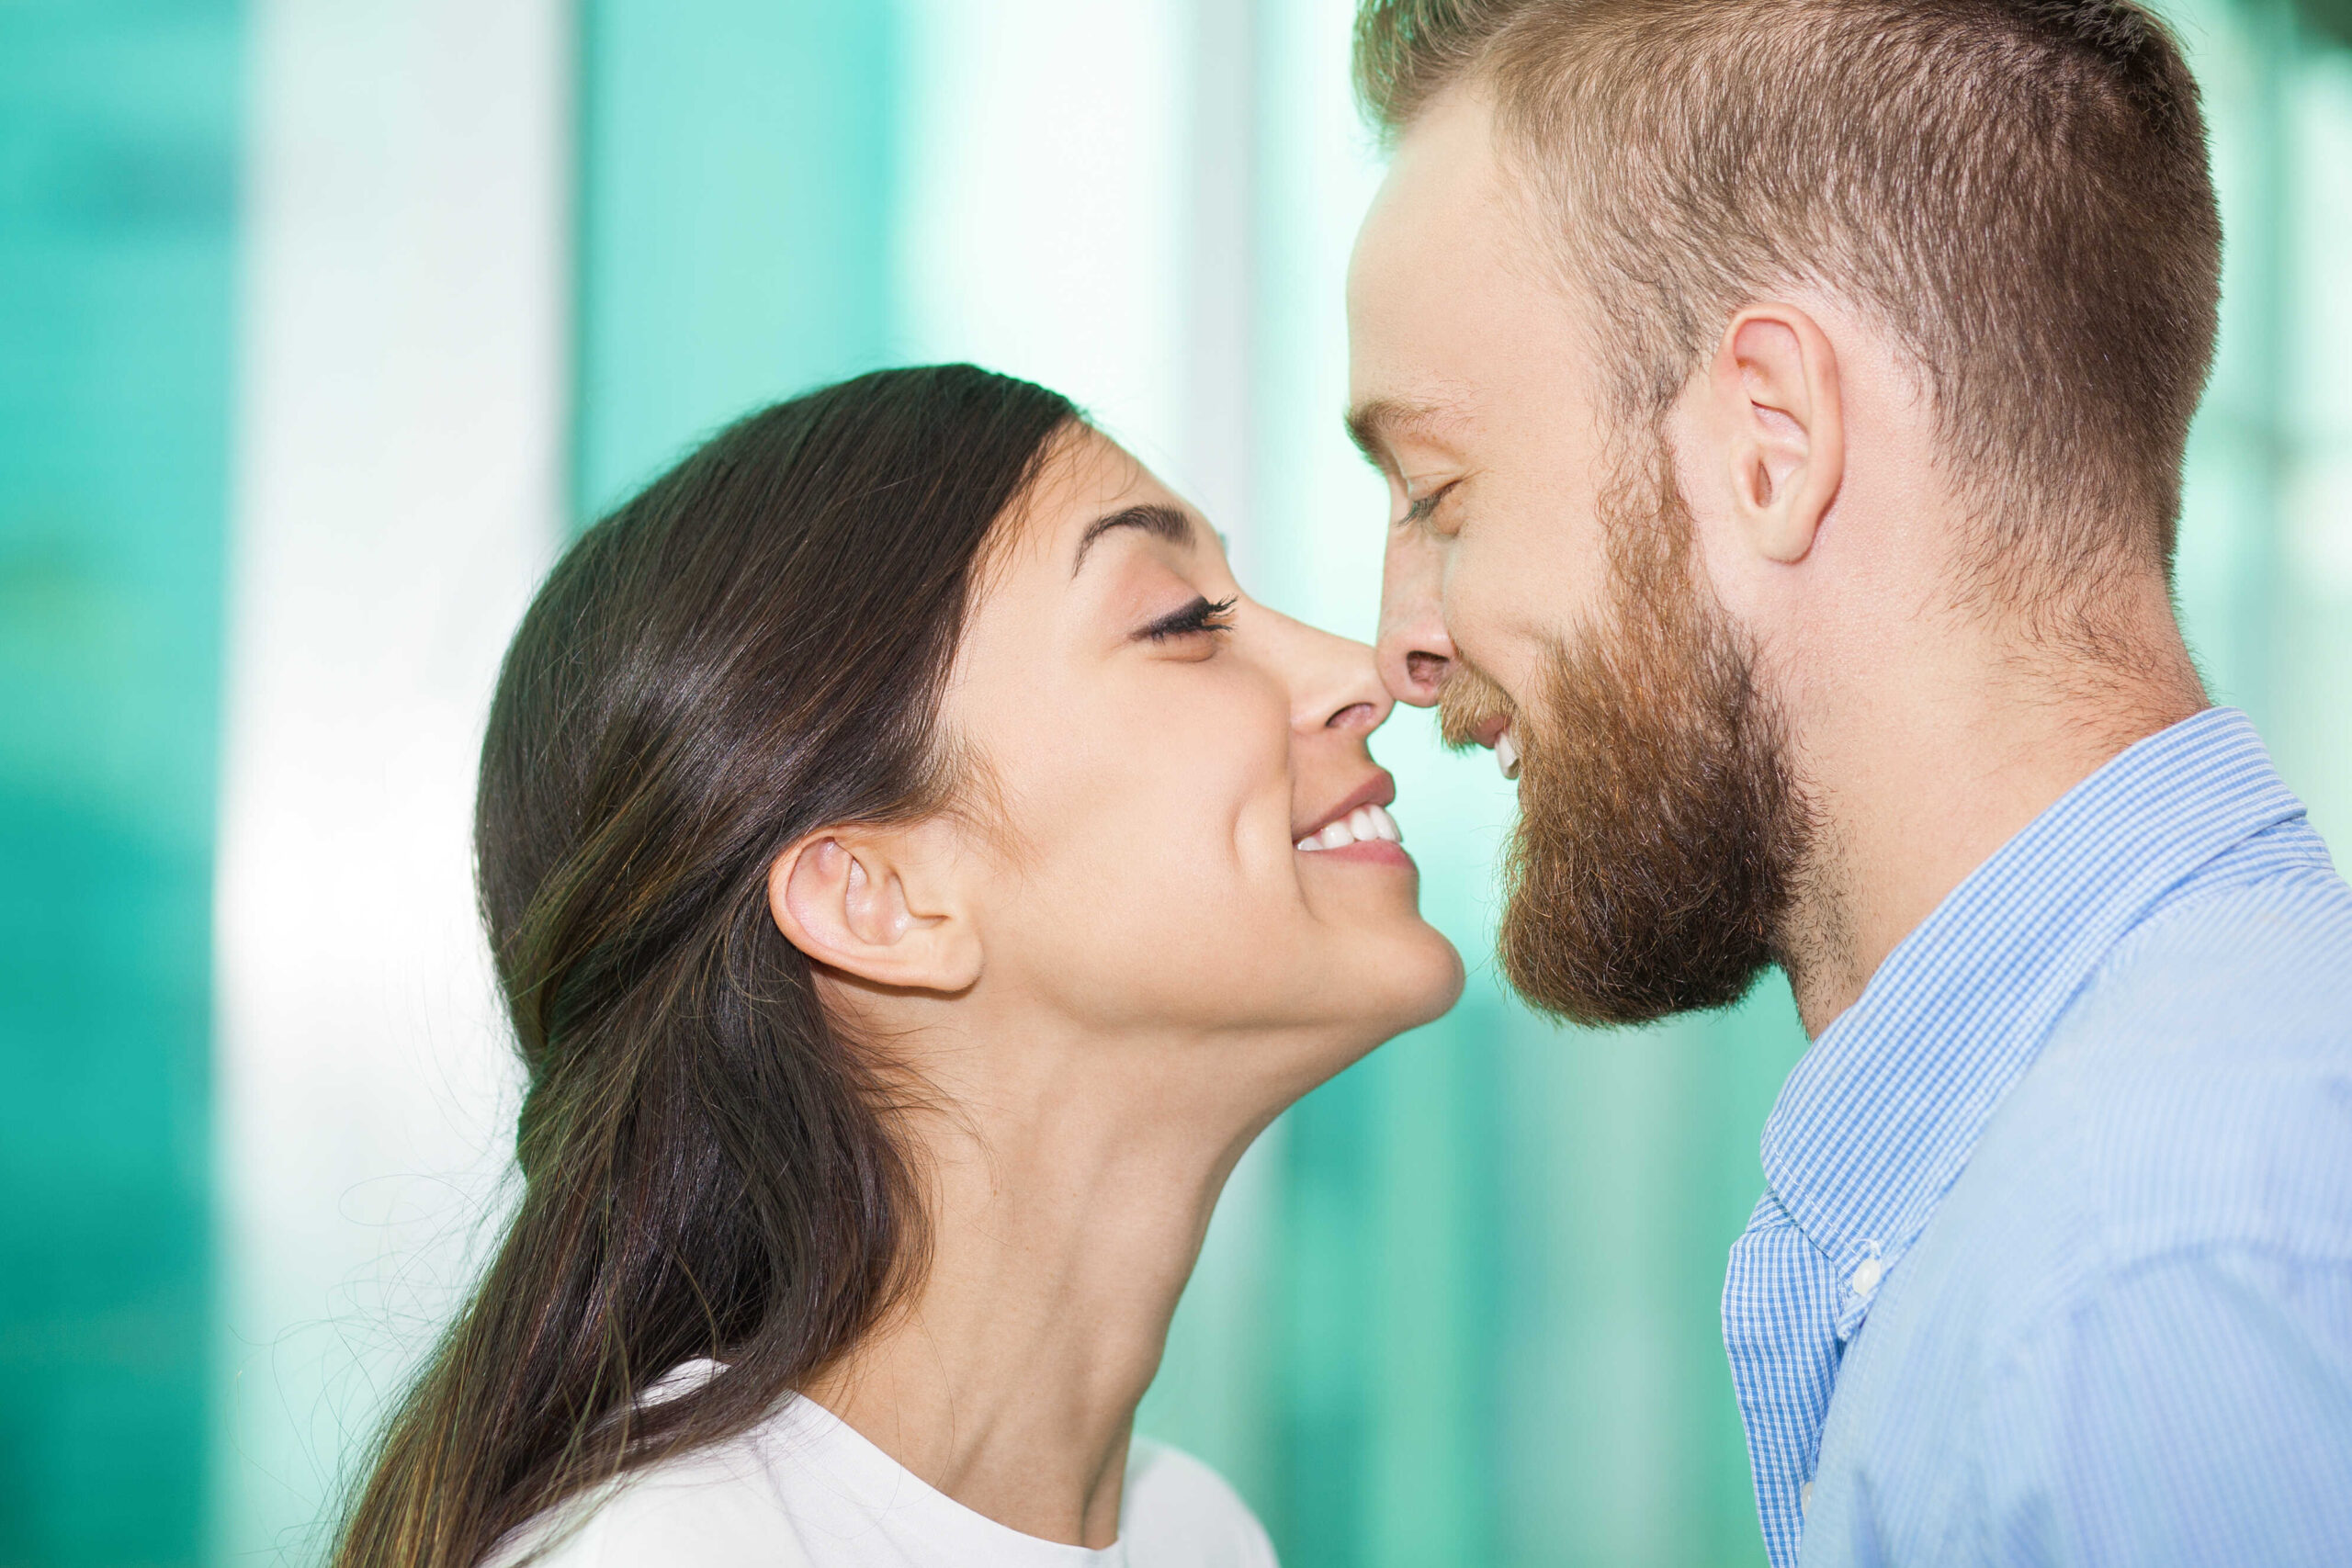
1296 802 1405 852
1495 727 1522 782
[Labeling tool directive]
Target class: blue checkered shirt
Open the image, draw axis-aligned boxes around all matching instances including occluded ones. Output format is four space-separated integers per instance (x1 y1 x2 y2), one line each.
1724 707 2352 1567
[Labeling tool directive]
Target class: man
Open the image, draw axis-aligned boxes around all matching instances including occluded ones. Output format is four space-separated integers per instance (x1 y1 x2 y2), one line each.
1343 2 2352 1563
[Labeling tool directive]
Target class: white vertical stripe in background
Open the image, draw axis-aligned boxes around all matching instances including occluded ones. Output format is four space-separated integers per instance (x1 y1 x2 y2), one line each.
211 1 568 1559
894 0 1195 486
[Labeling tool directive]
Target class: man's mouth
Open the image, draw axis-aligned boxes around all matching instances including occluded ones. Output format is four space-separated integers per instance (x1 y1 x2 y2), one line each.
1435 660 1521 781
1495 725 1521 782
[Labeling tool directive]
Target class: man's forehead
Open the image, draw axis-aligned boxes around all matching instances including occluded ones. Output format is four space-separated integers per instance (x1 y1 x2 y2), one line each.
1356 94 1507 248
1347 101 1562 425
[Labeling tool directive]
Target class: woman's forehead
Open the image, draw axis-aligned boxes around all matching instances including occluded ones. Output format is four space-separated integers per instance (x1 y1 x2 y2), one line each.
983 425 1184 579
1032 428 1168 533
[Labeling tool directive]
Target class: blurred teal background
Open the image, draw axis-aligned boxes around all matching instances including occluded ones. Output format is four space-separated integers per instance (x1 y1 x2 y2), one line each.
3 2 2347 1565
0 4 240 1563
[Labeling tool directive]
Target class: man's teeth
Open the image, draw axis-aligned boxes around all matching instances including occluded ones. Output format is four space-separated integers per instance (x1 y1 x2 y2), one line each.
1495 727 1522 782
1296 802 1405 852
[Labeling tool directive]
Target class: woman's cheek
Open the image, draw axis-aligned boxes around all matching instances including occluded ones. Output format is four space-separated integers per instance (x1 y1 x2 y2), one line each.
1086 808 1283 998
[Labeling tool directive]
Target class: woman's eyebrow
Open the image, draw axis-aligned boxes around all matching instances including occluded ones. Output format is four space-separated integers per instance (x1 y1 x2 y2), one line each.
1070 503 1195 577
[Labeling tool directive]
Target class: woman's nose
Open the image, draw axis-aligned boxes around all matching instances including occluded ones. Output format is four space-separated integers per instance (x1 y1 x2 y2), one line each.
1274 612 1394 739
1375 527 1453 707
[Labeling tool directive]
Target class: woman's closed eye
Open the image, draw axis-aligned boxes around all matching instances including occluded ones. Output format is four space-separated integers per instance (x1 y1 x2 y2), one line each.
1137 595 1238 645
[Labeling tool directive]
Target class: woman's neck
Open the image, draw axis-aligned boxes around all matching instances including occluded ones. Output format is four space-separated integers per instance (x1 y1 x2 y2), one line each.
800 1018 1280 1549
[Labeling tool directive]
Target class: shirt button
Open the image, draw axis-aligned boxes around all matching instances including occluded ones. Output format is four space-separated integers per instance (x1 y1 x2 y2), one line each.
1801 1481 1815 1515
1849 1258 1884 1296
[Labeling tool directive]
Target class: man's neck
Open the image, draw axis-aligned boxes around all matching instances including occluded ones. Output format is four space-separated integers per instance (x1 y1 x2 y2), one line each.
1777 589 2207 1037
800 1017 1271 1549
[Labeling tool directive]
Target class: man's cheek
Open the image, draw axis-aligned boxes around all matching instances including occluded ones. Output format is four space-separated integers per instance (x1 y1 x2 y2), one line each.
1445 581 1544 702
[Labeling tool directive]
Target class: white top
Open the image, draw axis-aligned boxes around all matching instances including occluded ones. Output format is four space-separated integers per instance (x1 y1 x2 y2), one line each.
492 1363 1278 1568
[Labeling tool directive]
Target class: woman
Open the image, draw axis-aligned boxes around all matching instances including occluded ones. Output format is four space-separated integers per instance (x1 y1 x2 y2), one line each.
334 365 1464 1567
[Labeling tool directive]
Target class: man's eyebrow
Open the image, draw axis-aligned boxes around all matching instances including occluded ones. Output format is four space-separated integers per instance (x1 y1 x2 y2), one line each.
1071 503 1196 576
1344 397 1461 469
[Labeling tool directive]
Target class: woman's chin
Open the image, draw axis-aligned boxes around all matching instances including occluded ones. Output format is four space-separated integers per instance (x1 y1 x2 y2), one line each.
1330 922 1467 1041
1402 928 1469 1027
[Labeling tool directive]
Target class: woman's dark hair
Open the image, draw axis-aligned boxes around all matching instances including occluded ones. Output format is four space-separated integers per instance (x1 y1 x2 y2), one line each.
332 365 1079 1568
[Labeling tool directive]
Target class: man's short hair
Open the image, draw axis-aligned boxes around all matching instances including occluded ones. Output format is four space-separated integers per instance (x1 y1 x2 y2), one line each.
1354 0 2223 602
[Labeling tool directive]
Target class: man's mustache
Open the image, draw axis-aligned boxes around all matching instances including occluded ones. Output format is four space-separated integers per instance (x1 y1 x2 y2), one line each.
1435 658 1519 753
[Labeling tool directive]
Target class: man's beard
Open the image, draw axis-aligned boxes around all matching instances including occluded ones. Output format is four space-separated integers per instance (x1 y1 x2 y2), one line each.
1440 438 1815 1027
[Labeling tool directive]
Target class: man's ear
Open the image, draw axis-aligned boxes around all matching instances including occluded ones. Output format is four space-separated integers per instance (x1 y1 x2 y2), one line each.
766 824 982 994
1706 303 1845 564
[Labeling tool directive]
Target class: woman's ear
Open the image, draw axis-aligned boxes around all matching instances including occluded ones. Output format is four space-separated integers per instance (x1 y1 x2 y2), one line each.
766 824 983 993
1706 302 1845 565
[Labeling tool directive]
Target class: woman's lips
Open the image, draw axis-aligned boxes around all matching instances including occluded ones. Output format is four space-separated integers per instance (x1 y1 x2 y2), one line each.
1295 801 1410 865
1294 771 1397 845
1301 836 1413 868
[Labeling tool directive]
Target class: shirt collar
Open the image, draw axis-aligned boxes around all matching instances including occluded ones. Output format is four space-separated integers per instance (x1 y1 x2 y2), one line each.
1758 707 2305 1317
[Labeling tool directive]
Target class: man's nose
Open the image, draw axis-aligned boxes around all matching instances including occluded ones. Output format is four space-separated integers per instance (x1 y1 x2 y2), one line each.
1375 526 1453 707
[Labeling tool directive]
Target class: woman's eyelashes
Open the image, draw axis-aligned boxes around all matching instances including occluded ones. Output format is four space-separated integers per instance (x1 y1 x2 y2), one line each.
1138 594 1239 644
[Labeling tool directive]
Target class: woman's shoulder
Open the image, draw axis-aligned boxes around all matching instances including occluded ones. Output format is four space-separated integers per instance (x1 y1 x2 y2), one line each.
483 1437 810 1568
1120 1439 1281 1568
488 1410 1278 1568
